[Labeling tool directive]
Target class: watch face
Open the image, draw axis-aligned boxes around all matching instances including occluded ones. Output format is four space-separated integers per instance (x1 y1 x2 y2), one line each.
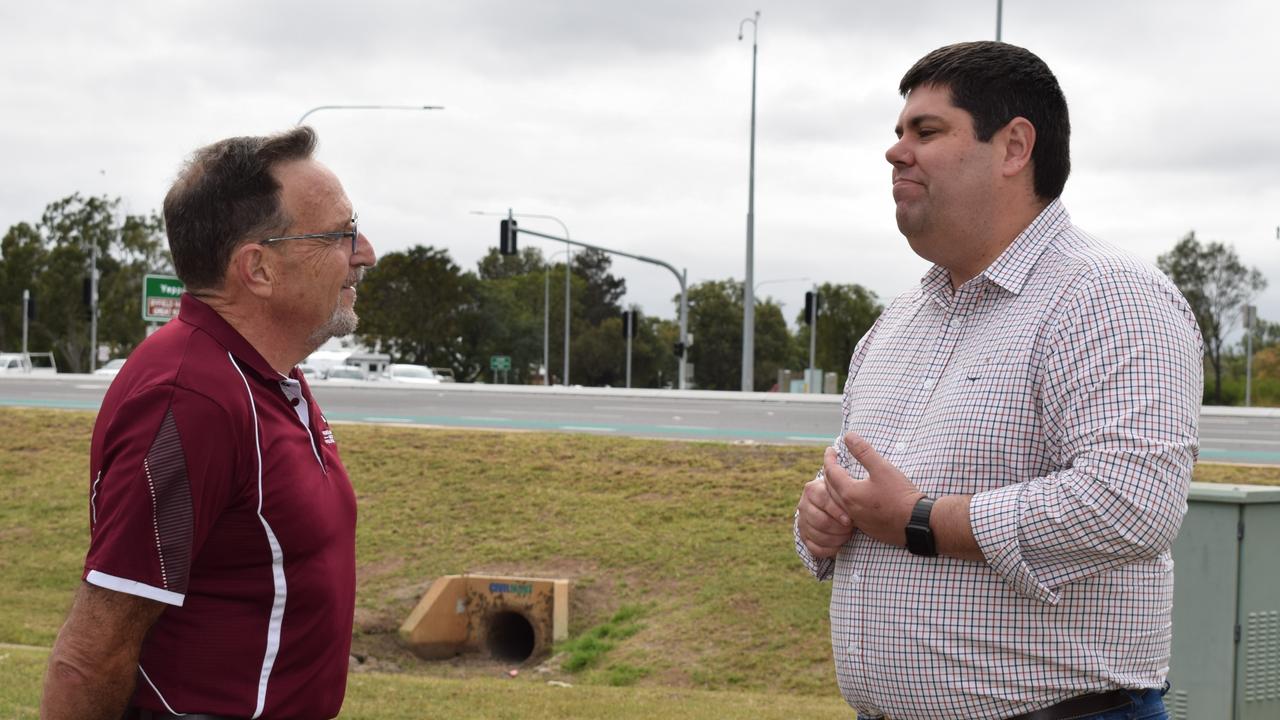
906 523 936 557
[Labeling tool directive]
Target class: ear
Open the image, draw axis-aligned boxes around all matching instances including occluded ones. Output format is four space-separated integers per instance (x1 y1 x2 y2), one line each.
229 243 276 300
998 116 1036 179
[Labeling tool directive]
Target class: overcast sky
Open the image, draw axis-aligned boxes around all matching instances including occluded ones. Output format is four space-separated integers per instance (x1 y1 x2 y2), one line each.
3 0 1277 338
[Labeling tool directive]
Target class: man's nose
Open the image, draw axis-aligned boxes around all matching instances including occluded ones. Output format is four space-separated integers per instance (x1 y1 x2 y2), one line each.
885 138 911 167
353 232 377 267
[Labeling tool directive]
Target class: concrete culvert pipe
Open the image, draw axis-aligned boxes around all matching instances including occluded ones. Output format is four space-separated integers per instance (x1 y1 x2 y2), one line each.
400 574 570 660
485 610 536 662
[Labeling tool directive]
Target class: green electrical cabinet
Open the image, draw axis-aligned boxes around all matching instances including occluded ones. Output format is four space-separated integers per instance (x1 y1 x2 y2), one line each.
1168 482 1280 720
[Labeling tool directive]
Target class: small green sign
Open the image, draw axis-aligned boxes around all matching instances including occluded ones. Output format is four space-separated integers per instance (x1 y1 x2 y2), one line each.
142 274 185 322
489 355 512 371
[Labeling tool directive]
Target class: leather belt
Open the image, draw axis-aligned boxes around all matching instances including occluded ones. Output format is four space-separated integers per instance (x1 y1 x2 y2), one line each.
1006 688 1144 720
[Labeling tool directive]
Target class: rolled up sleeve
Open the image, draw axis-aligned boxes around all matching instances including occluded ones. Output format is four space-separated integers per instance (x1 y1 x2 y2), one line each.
970 269 1202 603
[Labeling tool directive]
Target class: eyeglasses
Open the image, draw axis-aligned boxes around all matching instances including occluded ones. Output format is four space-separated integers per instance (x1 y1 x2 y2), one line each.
260 212 358 253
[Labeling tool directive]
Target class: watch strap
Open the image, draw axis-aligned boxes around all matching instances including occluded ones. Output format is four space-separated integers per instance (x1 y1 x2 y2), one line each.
906 496 937 557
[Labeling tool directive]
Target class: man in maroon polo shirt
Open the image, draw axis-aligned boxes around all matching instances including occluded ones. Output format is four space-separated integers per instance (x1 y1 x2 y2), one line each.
42 127 377 719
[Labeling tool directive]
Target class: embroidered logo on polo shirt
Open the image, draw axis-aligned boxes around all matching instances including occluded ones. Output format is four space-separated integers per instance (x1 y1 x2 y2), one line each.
321 415 336 444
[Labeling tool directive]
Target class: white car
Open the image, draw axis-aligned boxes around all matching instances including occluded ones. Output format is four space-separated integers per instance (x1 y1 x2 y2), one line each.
94 358 127 377
384 364 442 384
323 365 368 382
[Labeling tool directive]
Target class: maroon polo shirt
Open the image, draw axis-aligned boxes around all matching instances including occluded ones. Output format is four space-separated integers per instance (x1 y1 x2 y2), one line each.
84 294 356 719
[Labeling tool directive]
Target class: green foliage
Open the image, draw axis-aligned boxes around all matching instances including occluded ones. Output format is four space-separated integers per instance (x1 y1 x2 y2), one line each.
354 245 480 376
557 605 647 673
603 663 651 687
0 194 169 370
0 643 852 720
682 279 818 390
1157 231 1267 403
791 283 882 390
1 406 1277 717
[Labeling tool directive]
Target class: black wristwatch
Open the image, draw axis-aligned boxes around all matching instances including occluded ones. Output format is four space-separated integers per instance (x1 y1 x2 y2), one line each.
905 496 937 557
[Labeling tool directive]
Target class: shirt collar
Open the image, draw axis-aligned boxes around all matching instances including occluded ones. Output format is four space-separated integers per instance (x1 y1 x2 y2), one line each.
177 293 282 381
979 199 1070 295
918 198 1070 299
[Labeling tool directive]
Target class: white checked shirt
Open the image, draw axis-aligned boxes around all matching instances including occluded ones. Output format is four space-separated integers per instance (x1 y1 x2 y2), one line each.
796 200 1203 720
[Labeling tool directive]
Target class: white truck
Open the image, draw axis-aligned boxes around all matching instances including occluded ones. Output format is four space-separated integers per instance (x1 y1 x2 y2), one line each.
0 352 58 374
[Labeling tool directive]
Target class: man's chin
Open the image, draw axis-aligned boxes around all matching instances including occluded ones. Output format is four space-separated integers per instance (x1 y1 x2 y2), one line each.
307 309 359 347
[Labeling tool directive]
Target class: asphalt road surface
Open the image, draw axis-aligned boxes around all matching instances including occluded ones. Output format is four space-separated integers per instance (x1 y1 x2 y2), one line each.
1 375 1277 465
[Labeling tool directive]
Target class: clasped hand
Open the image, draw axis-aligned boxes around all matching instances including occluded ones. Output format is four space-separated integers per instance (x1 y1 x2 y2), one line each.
797 432 925 559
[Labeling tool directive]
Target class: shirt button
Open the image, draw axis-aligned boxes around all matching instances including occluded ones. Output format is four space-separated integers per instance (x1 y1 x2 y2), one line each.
922 378 935 389
291 398 300 406
895 441 906 452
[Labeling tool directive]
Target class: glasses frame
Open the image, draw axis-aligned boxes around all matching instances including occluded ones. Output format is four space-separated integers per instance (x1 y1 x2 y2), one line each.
260 212 358 254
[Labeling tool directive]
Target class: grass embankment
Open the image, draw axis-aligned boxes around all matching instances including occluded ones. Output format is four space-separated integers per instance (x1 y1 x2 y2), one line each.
2 407 1277 718
0 407 841 716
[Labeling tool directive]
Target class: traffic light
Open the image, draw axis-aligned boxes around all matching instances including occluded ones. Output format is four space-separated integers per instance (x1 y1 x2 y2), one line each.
804 290 820 325
499 219 518 255
26 293 35 320
621 310 640 339
673 341 686 358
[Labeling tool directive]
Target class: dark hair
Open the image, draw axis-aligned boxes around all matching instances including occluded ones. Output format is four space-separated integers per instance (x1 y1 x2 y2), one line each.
899 41 1070 200
163 126 319 289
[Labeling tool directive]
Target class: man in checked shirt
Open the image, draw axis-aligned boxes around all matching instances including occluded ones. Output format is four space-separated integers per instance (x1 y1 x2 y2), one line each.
794 42 1202 720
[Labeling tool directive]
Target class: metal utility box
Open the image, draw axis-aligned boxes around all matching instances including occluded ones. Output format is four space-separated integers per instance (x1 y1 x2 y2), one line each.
1168 482 1280 720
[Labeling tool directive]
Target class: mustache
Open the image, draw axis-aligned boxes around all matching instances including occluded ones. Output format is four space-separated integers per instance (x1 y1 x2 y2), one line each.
344 268 365 287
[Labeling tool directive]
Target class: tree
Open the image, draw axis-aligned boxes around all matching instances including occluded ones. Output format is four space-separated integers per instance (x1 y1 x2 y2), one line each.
1242 317 1280 352
572 249 626 326
0 194 169 371
1157 231 1267 403
477 246 546 280
792 283 883 390
684 280 744 390
354 246 480 377
680 279 794 391
0 222 47 354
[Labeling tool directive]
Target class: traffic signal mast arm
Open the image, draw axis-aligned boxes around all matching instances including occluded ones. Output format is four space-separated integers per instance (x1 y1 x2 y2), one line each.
511 225 691 390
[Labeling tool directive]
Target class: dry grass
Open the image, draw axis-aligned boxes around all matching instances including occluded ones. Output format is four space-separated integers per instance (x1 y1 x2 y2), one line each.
3 406 1276 716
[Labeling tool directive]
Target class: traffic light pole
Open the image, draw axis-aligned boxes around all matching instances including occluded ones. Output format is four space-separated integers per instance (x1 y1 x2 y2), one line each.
808 285 818 376
514 227 690 390
625 309 634 389
22 289 29 359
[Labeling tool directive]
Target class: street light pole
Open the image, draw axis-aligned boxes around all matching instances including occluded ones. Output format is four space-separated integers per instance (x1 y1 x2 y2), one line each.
89 240 99 372
296 104 444 126
739 11 760 393
996 0 1003 41
543 249 568 386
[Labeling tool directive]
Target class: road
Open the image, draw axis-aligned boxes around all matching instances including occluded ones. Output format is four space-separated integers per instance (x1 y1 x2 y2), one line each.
1 375 1277 464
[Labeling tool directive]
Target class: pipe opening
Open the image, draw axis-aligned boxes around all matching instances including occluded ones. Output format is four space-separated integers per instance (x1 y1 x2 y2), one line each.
485 610 536 662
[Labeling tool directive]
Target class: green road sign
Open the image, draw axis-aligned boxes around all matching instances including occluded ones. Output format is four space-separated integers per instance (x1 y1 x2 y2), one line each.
142 274 185 322
489 355 512 371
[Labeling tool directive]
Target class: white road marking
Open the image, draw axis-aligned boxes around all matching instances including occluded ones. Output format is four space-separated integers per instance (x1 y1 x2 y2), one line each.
657 424 713 431
462 415 511 421
592 405 721 414
504 409 625 418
